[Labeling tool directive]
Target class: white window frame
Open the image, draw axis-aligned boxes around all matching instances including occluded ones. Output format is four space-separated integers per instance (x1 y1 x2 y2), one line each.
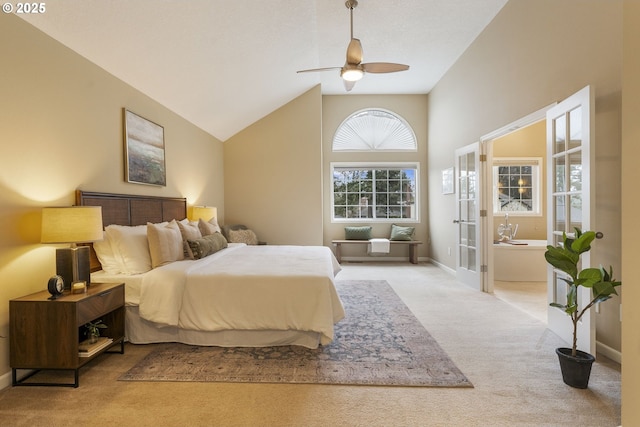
332 108 418 152
331 162 419 223
492 157 542 216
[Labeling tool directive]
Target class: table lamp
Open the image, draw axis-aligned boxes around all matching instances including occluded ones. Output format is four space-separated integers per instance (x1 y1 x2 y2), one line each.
41 206 103 291
191 206 217 222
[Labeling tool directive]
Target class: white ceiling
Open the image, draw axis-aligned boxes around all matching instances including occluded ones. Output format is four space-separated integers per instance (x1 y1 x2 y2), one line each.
19 0 507 141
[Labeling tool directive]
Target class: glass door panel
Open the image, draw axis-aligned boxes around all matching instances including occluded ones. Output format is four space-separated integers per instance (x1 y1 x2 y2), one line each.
569 106 582 150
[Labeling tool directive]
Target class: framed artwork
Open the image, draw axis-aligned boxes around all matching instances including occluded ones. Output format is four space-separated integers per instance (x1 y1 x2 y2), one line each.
442 167 454 194
124 109 166 186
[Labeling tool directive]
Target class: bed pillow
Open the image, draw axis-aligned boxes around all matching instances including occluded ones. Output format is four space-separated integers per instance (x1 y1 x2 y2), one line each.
178 219 202 259
344 226 372 240
104 224 153 274
390 224 415 241
228 229 259 245
92 232 121 274
147 220 185 268
187 232 228 259
198 217 222 236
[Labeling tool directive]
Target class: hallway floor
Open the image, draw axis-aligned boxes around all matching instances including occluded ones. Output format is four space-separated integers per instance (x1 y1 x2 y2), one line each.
493 280 547 323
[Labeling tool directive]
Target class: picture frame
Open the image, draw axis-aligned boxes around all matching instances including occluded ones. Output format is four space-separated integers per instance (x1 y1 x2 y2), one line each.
442 167 454 194
124 109 166 186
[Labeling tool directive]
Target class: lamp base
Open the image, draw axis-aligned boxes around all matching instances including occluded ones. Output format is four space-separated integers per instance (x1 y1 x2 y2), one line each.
56 246 91 291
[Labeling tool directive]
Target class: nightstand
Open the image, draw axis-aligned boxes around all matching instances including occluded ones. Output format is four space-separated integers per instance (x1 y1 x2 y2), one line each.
10 282 125 387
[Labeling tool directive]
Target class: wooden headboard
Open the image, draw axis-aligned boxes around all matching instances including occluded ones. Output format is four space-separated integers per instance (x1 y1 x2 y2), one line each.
76 190 187 271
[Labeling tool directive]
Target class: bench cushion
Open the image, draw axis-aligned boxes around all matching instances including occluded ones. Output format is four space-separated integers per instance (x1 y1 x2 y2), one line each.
344 226 372 240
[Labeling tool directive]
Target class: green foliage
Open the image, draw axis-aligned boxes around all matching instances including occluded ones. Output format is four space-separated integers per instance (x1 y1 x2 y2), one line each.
85 320 107 338
544 229 621 356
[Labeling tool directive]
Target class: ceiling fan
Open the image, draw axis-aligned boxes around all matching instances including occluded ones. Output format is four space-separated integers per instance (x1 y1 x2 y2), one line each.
297 0 409 92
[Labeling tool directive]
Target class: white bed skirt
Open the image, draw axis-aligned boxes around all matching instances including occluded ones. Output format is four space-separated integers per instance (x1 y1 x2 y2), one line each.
125 306 323 349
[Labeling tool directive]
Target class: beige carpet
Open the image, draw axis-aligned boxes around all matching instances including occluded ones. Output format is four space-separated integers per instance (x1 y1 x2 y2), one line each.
0 263 620 426
119 280 472 387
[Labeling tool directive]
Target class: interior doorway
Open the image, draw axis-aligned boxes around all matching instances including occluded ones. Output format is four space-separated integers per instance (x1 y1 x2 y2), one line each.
481 106 554 323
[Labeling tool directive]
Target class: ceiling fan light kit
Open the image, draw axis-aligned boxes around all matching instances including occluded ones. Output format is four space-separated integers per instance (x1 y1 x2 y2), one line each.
341 67 364 82
297 0 409 91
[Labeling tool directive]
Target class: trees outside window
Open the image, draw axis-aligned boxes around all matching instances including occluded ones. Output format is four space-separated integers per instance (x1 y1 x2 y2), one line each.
332 165 418 221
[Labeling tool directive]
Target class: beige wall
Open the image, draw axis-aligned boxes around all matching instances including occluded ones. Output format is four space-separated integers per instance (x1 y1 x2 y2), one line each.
491 120 546 241
322 95 429 260
0 14 224 380
224 86 323 246
428 0 622 353
621 1 640 423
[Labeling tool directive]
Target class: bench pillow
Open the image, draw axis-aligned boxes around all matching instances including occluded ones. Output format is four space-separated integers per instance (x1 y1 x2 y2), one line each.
390 224 415 241
344 226 372 240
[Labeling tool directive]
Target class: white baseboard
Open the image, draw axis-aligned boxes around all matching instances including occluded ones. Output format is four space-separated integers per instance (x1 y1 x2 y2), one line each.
0 370 12 391
0 368 37 390
340 256 429 263
429 258 456 276
596 340 622 364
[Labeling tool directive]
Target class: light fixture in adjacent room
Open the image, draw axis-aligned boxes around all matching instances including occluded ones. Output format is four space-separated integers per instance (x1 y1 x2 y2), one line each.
191 206 217 222
41 206 103 290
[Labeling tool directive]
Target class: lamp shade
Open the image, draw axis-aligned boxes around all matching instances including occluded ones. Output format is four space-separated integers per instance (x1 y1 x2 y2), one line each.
41 206 104 244
191 206 217 222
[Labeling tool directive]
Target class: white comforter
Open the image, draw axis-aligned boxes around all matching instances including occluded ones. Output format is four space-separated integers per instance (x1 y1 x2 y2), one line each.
138 244 345 345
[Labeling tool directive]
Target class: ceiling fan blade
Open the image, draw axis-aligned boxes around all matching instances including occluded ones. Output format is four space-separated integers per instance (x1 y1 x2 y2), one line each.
297 66 341 74
343 79 356 92
361 62 410 73
346 38 363 65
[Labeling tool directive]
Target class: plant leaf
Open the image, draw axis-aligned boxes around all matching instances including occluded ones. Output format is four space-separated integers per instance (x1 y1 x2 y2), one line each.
545 246 578 278
593 280 620 299
578 268 603 288
570 230 596 254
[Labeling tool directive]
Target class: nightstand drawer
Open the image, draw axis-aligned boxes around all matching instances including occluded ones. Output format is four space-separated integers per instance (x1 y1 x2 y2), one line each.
77 285 124 325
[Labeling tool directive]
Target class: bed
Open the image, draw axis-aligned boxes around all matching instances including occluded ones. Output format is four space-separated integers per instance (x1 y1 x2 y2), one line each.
77 190 344 349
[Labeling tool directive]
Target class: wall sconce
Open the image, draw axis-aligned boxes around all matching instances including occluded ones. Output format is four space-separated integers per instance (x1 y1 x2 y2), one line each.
41 206 103 290
191 206 217 222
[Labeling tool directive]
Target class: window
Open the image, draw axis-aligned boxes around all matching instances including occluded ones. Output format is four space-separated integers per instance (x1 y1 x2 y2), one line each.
332 163 418 221
332 109 417 151
493 157 542 215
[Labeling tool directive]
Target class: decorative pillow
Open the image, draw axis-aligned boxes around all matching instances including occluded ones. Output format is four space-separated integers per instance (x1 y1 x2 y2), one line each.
104 224 152 274
228 229 259 245
344 226 372 240
178 219 202 258
198 217 222 236
221 224 248 240
187 232 228 259
390 224 415 241
147 220 185 268
92 232 121 274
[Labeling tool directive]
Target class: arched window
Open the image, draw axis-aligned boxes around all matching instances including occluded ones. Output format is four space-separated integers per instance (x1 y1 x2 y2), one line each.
332 109 417 151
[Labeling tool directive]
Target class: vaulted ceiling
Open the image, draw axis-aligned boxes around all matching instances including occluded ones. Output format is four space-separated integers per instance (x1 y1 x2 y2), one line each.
19 0 507 141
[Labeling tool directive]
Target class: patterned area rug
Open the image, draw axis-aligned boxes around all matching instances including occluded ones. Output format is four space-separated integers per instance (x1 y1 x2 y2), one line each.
119 280 472 387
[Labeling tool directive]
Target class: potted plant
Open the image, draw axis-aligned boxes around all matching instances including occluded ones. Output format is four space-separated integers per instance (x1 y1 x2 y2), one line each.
544 228 621 388
84 320 107 344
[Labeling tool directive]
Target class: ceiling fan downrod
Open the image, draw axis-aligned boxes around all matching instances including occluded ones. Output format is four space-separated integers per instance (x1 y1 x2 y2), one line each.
346 0 358 39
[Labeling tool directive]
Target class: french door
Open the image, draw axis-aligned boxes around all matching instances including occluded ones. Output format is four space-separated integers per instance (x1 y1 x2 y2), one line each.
455 142 482 291
546 86 595 354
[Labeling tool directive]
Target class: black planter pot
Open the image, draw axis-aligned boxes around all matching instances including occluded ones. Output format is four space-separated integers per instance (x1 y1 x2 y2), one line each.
556 347 596 389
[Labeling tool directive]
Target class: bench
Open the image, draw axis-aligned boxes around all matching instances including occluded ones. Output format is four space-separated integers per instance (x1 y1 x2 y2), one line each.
331 240 423 264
